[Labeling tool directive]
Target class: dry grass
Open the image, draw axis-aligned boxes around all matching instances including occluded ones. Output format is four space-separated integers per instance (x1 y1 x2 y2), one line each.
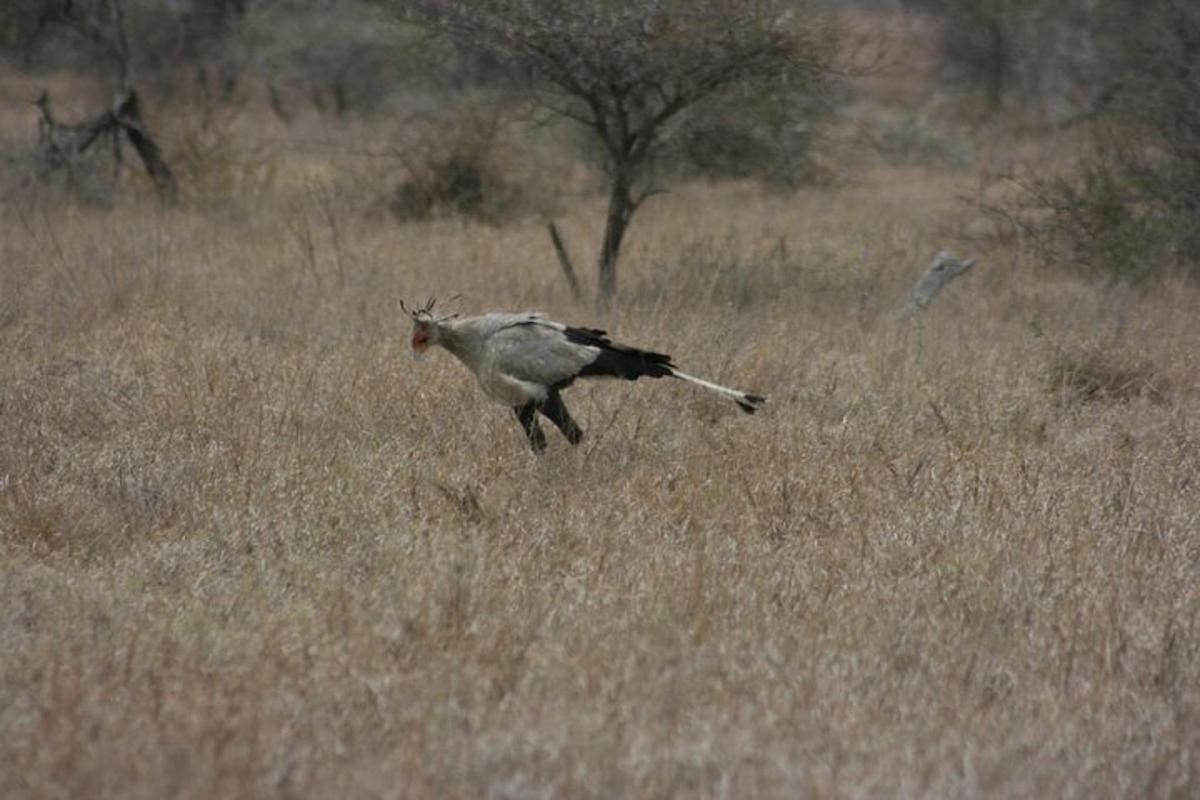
2 99 1200 798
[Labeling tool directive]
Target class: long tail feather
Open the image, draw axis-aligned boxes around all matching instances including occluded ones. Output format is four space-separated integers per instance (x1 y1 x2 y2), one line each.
668 369 766 414
563 326 765 413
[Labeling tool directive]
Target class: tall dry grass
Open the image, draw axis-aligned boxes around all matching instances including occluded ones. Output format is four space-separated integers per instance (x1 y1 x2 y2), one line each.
1 152 1198 798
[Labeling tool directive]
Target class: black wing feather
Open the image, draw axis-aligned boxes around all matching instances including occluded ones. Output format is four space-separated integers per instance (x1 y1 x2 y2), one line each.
561 326 676 384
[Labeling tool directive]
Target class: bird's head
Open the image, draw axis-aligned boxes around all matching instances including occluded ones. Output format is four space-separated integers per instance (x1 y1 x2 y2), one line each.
402 297 457 355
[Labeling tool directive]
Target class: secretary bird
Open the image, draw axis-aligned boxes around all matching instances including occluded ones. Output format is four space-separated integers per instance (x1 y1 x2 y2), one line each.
404 299 765 452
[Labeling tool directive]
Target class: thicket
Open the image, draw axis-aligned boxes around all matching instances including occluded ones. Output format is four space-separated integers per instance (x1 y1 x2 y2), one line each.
905 0 1200 281
1023 2 1200 281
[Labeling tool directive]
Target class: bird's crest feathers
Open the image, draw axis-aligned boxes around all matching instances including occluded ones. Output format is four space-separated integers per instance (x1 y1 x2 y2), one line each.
401 295 461 324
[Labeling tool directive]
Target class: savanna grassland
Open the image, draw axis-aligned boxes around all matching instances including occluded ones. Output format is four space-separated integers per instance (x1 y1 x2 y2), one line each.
2 31 1200 800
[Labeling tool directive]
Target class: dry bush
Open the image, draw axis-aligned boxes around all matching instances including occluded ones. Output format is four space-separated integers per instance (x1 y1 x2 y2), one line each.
1 103 124 209
9 144 122 208
240 0 408 118
963 2 1200 282
1035 331 1171 406
863 112 975 170
386 111 543 225
663 91 832 188
167 94 282 206
995 140 1200 284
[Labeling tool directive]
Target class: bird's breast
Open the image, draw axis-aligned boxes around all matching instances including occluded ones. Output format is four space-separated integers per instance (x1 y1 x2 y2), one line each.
478 369 547 407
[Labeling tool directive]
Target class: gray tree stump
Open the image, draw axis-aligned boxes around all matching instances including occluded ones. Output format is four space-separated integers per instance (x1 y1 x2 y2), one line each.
900 251 977 319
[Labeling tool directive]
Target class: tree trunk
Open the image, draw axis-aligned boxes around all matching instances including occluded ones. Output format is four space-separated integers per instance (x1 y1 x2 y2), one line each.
113 90 178 202
983 14 1009 115
597 170 634 305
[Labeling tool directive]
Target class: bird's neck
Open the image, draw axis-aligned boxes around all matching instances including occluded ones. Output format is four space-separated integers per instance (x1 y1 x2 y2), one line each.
435 322 476 370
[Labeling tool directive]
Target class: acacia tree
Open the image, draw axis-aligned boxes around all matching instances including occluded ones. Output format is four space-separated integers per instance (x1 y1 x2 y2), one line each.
406 0 839 303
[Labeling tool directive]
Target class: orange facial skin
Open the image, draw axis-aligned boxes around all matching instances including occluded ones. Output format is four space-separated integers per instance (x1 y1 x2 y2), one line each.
412 328 430 352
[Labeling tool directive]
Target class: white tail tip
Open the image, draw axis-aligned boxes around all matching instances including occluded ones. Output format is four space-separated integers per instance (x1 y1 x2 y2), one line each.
669 369 766 414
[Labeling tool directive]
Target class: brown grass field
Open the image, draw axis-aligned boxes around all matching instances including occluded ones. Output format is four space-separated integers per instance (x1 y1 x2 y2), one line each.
2 53 1199 798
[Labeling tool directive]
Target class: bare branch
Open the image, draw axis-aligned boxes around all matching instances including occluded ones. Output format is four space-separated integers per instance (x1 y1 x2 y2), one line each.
630 184 667 212
546 221 582 300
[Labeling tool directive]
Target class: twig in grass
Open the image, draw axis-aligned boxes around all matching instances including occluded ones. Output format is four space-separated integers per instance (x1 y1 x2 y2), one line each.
546 220 582 301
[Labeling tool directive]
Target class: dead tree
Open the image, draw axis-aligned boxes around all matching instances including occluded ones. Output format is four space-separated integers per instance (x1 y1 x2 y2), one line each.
900 250 977 319
34 89 178 202
34 91 118 180
26 0 177 202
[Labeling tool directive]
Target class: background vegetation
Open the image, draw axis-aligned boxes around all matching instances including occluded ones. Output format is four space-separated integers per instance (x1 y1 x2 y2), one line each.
1 1 1198 797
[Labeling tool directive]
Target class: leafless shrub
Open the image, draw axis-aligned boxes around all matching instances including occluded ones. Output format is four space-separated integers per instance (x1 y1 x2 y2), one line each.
168 90 280 205
241 0 404 118
971 2 1200 281
667 91 830 188
385 113 538 225
389 154 484 222
1047 350 1169 405
975 159 1157 283
899 0 1069 118
901 0 1190 128
18 136 121 209
1030 320 1170 405
864 113 973 169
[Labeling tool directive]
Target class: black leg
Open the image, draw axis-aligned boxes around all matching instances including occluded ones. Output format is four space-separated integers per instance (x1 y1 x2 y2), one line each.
514 403 546 452
538 390 584 445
